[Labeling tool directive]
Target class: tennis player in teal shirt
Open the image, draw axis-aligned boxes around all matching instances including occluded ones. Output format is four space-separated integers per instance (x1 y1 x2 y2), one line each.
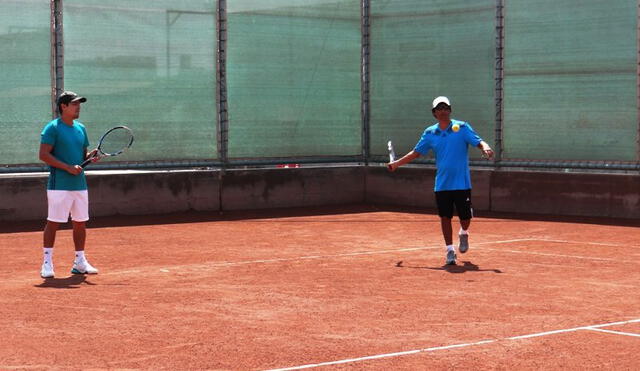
39 91 100 278
388 96 494 265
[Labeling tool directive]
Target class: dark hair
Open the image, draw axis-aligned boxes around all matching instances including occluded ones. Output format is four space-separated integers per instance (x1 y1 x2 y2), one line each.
431 104 451 118
56 91 86 116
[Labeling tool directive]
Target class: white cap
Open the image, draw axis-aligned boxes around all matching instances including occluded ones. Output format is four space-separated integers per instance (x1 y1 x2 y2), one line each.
432 96 451 109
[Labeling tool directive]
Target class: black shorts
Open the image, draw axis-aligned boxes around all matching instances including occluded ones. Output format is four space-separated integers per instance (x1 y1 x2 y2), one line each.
435 189 473 220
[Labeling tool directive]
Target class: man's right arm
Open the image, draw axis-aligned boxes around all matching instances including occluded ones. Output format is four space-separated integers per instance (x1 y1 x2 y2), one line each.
39 143 81 175
387 150 421 172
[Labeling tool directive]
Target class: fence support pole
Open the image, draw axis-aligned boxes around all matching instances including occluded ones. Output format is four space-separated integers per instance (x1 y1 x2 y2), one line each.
216 0 228 212
495 0 504 163
217 0 228 166
636 0 640 166
361 0 371 165
50 0 64 118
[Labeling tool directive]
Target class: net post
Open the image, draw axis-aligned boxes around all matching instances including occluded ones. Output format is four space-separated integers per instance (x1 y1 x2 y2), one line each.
50 0 64 118
494 0 504 164
361 0 371 165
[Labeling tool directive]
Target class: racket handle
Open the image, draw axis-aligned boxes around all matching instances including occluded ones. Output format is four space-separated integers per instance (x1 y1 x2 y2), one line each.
80 157 93 168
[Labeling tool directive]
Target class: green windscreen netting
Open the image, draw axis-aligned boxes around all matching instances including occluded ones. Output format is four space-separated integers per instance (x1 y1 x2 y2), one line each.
1 0 639 168
63 0 217 163
503 0 637 161
369 0 496 160
226 0 361 159
0 0 51 165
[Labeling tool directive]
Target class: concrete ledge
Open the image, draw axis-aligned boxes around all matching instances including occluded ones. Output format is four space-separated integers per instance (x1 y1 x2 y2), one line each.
0 167 366 221
490 170 640 219
365 166 436 208
222 166 365 210
88 170 221 217
1 166 638 221
0 173 48 221
365 166 492 212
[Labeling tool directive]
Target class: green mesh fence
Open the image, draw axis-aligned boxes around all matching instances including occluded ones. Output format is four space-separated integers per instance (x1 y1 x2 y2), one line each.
369 0 496 161
1 1 639 169
226 0 361 158
63 0 217 163
503 0 637 161
0 0 51 165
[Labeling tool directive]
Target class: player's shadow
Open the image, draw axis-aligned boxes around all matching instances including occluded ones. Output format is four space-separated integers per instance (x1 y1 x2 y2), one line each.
34 274 97 289
396 260 502 274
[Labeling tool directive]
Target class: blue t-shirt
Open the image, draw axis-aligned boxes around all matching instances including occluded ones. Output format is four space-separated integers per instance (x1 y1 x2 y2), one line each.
413 119 482 192
41 118 90 190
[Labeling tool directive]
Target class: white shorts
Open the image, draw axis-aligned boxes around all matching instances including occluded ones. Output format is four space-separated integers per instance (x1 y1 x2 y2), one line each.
47 190 89 223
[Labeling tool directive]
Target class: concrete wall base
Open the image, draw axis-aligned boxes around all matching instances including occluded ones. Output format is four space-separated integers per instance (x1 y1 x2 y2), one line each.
1 166 637 222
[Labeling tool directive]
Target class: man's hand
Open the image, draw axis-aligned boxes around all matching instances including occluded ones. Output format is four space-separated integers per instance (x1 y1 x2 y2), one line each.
86 148 102 163
66 164 82 175
387 161 399 172
478 142 494 160
387 151 420 172
482 147 494 160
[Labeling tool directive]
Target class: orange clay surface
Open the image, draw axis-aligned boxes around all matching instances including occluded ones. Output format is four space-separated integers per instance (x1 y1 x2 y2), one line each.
1 205 639 370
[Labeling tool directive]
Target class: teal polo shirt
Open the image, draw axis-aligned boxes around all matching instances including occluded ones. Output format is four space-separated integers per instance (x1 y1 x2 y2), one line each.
41 118 90 190
413 119 483 192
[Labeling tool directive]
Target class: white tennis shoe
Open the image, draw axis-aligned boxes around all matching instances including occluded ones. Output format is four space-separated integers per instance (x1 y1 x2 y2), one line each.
446 250 457 265
458 234 469 253
40 262 55 278
71 260 99 275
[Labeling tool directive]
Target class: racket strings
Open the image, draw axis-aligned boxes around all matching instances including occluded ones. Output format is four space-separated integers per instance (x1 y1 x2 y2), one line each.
99 128 133 155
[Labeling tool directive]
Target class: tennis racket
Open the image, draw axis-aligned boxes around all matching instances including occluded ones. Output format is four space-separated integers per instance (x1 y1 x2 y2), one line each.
81 125 134 168
387 140 396 170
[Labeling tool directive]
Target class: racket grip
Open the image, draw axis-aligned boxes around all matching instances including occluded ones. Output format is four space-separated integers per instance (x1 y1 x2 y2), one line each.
80 157 93 168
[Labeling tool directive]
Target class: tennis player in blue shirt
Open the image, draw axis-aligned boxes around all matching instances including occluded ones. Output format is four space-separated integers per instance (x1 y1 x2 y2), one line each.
38 91 101 278
387 96 494 265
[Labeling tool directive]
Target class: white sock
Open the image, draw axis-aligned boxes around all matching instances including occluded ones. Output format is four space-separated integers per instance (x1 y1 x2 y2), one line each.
446 244 455 252
43 247 53 264
75 251 86 263
459 227 468 235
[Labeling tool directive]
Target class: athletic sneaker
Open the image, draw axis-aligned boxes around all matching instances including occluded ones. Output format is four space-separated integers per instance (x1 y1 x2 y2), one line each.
446 250 457 265
71 260 99 275
41 262 55 278
458 234 469 254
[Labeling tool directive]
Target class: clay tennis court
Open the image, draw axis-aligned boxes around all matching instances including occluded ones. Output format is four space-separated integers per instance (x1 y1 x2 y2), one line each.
1 205 639 370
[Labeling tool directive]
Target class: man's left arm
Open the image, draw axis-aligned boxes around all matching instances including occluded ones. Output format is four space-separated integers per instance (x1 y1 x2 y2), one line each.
462 123 494 160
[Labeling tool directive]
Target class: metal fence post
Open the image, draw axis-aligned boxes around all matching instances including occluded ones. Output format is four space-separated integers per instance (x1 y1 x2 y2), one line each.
217 0 228 166
361 0 371 165
50 0 64 118
495 0 504 163
637 0 640 165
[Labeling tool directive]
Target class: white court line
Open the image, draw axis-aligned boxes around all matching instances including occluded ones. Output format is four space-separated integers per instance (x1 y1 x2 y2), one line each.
0 244 446 284
479 237 636 262
483 248 623 262
112 237 623 276
98 238 528 277
266 318 640 371
586 328 640 338
535 238 627 248
483 238 538 244
8 237 632 283
99 245 446 276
